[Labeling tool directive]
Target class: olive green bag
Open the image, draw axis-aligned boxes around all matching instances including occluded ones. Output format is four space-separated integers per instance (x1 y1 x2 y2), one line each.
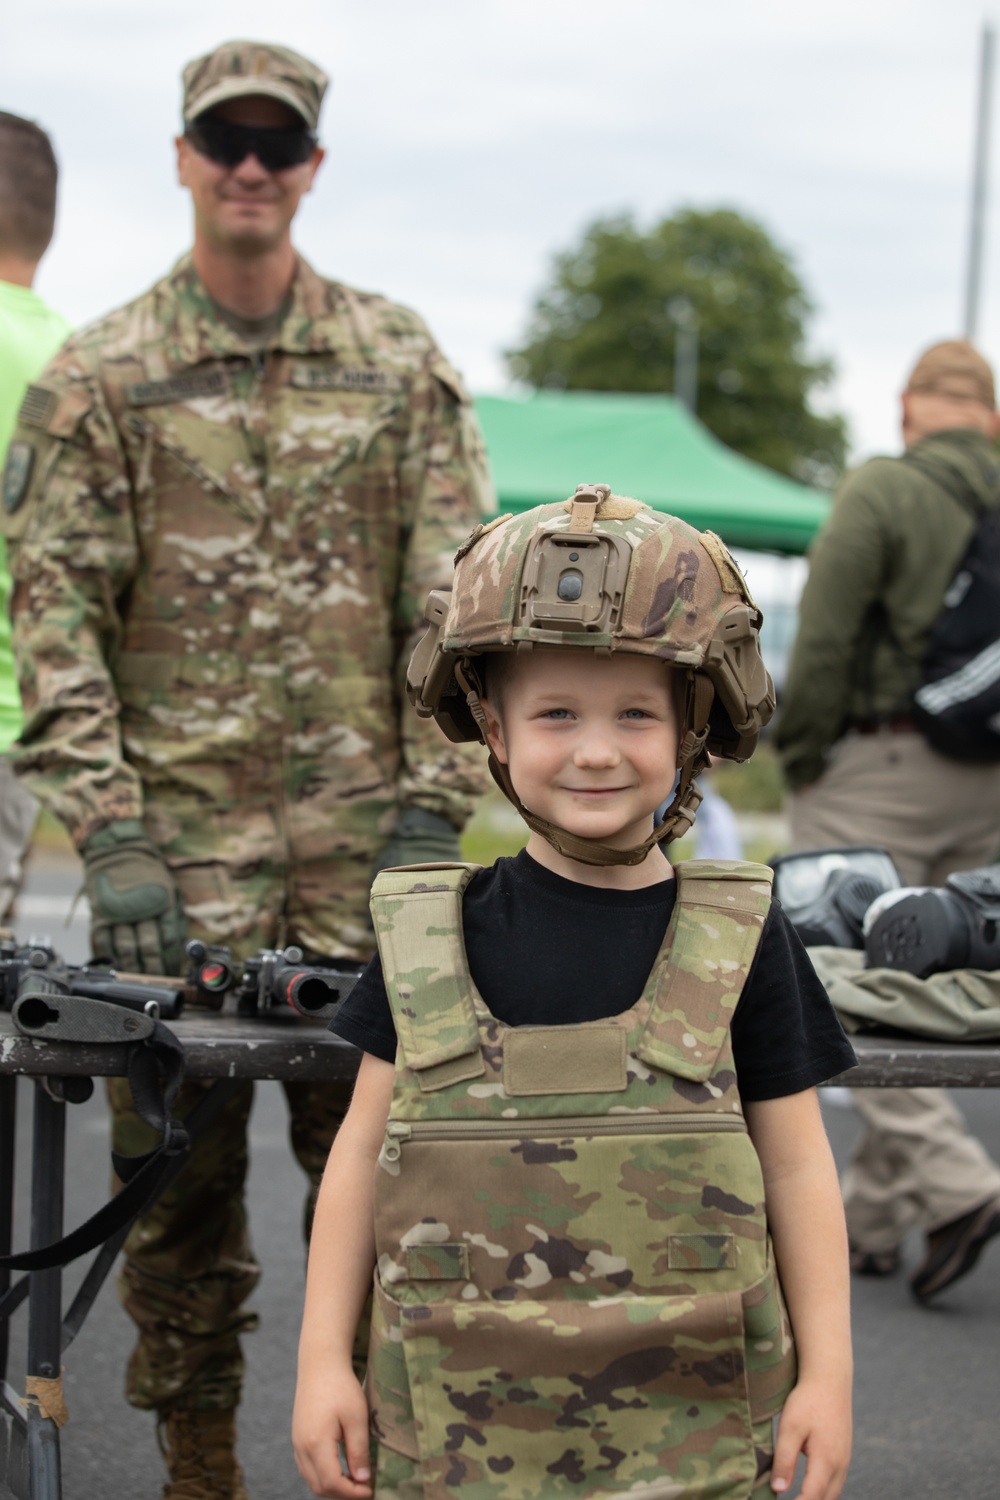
809 946 1000 1040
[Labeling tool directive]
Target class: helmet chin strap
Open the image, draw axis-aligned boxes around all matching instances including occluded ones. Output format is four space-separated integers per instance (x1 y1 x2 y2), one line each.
457 658 712 869
486 753 706 867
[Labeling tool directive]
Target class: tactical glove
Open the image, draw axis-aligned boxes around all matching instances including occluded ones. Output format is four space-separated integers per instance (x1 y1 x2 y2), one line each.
371 806 462 877
83 819 187 976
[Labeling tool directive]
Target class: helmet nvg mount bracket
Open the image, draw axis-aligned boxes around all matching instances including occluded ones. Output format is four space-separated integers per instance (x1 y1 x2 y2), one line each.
408 484 775 866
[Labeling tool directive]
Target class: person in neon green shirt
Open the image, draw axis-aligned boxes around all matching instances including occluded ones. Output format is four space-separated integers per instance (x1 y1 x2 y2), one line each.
0 111 70 916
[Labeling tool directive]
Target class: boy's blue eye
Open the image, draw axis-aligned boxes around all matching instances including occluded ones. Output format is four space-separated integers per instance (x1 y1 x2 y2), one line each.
622 709 649 719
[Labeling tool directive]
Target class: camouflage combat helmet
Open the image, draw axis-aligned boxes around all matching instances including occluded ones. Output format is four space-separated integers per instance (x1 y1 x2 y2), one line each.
408 484 775 865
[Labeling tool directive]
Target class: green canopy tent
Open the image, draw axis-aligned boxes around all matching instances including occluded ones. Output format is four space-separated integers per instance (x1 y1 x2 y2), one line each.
474 390 830 555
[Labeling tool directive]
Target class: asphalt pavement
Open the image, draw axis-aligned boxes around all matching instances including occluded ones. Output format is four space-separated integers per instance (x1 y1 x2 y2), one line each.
3 842 1000 1498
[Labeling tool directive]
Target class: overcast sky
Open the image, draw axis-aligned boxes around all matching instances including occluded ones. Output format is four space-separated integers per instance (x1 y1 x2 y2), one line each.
2 1 997 465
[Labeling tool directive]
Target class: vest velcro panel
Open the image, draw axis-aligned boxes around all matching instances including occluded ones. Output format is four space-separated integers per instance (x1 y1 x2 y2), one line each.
636 860 773 1081
371 863 485 1084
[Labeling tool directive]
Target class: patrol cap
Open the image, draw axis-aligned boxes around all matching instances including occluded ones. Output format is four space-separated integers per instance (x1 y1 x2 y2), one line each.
905 339 996 410
182 40 328 130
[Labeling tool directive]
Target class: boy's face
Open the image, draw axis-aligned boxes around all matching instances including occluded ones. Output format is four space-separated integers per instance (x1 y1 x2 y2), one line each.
481 649 680 852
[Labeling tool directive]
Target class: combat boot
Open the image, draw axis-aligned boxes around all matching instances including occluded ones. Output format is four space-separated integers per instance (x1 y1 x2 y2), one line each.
158 1408 249 1500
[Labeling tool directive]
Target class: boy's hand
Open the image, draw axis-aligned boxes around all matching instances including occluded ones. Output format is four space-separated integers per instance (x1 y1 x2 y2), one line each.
770 1378 852 1500
292 1367 374 1499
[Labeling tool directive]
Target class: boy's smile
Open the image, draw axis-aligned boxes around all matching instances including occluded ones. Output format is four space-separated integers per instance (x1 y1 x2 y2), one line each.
481 649 680 883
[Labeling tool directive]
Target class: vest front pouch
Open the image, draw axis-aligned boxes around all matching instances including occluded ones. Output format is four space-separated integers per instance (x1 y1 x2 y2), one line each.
742 1253 797 1424
365 1272 420 1462
399 1291 756 1500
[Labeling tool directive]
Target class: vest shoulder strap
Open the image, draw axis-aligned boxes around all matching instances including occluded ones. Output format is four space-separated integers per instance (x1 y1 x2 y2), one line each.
635 860 773 1081
370 862 484 1076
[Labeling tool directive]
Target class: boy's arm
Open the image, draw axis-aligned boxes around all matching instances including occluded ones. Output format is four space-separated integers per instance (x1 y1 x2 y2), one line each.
293 1053 395 1499
745 1089 853 1500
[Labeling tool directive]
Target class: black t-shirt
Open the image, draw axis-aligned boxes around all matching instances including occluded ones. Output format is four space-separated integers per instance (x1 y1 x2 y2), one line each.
332 850 856 1101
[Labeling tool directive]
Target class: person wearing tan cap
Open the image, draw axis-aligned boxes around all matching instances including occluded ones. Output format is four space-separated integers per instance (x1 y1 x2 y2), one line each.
0 37 492 1499
775 339 1000 1304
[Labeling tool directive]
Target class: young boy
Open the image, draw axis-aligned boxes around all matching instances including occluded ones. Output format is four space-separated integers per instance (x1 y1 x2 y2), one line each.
294 486 855 1500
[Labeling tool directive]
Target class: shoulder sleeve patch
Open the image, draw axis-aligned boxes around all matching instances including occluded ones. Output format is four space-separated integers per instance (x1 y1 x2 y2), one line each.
14 384 91 442
2 441 35 514
18 385 58 429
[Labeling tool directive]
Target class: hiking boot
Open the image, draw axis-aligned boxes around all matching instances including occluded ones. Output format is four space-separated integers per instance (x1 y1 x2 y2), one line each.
910 1193 1000 1303
158 1408 249 1499
848 1243 901 1277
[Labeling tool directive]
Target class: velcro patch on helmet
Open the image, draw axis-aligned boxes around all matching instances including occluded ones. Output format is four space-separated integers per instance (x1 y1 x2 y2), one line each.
700 529 755 605
561 491 649 522
454 512 512 564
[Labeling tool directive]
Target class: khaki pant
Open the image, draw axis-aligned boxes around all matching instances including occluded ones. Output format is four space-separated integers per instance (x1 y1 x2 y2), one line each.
0 754 37 922
790 729 1000 1251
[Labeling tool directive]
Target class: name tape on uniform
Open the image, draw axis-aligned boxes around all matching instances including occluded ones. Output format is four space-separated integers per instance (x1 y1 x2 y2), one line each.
290 363 405 395
125 370 231 408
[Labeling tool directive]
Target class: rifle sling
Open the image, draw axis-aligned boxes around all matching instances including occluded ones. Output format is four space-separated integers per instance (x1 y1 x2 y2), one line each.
0 1018 189 1274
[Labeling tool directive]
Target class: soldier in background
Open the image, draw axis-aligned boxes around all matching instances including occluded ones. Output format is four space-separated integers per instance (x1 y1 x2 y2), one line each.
0 40 491 1498
775 340 1000 1304
0 112 71 920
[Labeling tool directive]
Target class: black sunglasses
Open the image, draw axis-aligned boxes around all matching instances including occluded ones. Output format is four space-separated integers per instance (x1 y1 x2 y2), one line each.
186 116 318 172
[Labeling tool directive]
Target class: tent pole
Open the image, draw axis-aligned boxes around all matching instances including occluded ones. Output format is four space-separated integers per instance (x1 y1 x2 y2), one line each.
964 21 995 340
667 297 699 414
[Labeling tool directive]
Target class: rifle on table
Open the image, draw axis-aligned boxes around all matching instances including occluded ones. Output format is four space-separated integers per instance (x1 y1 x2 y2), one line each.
185 940 363 1020
0 938 363 1276
0 937 363 1051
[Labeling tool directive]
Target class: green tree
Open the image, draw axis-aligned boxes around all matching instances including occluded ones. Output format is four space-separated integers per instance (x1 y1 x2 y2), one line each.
507 208 847 486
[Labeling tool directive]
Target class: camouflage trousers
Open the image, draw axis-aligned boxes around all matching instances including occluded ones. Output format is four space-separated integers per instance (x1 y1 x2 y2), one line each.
371 1419 776 1498
108 1071 353 1411
106 833 374 1411
0 755 38 922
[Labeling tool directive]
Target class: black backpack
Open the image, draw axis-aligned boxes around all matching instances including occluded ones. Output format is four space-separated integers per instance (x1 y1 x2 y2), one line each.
908 460 1000 762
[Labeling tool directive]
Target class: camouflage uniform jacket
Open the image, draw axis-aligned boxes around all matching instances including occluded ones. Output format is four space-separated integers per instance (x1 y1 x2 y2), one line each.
366 859 797 1500
0 254 492 865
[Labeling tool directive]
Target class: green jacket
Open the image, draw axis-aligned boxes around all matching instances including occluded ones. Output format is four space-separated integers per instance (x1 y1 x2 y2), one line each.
366 860 795 1498
775 429 1000 788
0 279 71 751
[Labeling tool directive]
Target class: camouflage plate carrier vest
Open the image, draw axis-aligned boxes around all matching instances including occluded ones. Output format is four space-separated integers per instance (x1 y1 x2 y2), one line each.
367 859 796 1500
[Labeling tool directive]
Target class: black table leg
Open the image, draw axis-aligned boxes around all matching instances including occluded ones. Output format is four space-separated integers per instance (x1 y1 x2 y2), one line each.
25 1081 63 1500
0 1075 15 1383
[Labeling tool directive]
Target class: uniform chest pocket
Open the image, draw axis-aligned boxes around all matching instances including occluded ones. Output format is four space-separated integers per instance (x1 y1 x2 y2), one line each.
282 370 404 493
124 412 264 526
